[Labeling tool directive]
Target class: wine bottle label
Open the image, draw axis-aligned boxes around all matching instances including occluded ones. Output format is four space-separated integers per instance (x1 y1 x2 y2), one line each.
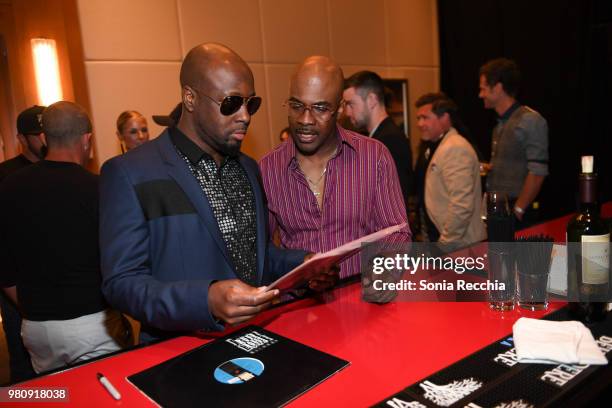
581 234 610 285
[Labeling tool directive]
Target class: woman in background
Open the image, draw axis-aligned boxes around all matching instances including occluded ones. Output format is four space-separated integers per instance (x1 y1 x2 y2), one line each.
116 110 150 153
279 126 290 142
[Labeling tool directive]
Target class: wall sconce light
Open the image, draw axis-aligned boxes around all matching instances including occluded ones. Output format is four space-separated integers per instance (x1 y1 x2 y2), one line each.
31 38 63 106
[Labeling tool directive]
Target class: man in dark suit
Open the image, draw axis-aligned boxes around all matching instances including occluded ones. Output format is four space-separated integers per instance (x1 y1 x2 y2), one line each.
99 43 335 342
343 71 413 208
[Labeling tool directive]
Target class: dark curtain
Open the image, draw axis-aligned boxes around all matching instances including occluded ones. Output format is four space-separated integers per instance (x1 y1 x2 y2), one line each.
438 0 612 220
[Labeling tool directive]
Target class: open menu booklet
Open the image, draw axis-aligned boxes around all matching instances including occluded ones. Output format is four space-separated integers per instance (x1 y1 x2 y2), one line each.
267 222 407 292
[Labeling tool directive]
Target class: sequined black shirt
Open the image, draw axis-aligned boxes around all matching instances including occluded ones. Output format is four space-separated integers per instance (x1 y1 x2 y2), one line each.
170 127 257 285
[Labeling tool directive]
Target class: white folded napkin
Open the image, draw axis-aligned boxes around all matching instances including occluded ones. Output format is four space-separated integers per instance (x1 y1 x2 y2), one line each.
513 317 608 365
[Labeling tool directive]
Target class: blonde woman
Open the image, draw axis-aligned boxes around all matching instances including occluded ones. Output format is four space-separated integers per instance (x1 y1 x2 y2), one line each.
116 111 150 153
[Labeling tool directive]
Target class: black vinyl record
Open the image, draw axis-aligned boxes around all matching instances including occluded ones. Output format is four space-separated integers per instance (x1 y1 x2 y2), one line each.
128 326 349 407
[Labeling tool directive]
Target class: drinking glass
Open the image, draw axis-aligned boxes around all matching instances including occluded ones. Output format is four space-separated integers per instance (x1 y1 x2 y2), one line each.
482 192 515 311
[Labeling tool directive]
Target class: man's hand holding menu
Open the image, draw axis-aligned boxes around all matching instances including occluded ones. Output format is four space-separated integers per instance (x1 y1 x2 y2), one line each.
210 223 406 327
268 223 407 293
303 253 340 292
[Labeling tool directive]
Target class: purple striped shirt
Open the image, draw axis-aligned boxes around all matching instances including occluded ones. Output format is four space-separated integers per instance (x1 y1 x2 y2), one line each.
259 125 411 278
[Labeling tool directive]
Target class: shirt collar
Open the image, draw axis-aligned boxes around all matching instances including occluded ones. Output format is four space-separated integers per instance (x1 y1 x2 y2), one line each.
368 116 389 137
425 129 447 149
498 101 521 122
169 126 235 166
284 125 357 169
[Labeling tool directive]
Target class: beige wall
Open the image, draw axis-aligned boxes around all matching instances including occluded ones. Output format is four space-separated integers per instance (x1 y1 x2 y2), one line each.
77 0 439 166
1 0 96 168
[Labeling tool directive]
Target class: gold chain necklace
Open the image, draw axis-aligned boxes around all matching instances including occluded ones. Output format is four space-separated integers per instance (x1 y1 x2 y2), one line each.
305 168 326 187
298 147 337 198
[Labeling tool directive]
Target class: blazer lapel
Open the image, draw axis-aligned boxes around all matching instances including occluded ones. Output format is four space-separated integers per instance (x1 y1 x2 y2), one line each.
156 132 231 265
239 155 266 283
426 128 455 175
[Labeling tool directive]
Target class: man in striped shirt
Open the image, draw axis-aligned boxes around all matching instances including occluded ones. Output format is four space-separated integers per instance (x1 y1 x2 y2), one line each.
259 56 411 280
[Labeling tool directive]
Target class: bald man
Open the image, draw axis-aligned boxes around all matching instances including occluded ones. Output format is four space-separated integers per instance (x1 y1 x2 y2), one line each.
259 56 411 279
0 101 130 373
99 44 334 342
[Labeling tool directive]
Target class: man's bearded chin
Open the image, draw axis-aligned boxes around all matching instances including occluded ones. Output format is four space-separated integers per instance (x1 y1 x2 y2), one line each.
223 140 242 157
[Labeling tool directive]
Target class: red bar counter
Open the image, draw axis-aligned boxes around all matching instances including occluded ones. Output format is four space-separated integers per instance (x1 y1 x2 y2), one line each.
5 203 611 407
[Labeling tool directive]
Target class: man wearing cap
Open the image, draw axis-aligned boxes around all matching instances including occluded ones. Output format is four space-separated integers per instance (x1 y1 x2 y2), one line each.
0 105 46 382
0 106 46 181
99 43 336 343
0 101 130 374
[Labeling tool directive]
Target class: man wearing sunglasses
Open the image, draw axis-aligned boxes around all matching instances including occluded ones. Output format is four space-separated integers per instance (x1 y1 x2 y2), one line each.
259 56 411 280
99 43 333 342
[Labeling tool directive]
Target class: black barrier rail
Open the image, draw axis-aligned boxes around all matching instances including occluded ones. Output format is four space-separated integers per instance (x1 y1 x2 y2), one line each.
372 308 612 408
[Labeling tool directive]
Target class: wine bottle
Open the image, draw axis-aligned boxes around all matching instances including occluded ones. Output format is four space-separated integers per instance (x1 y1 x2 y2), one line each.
567 156 610 322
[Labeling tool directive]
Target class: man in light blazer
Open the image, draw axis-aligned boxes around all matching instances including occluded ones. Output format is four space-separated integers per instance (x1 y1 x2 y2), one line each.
414 93 485 248
99 43 336 342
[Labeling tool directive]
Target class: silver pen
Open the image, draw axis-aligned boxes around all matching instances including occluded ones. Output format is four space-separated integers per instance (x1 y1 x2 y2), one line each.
97 372 121 400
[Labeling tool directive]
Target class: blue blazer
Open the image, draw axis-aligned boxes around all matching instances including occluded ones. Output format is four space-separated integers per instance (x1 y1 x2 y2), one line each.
99 130 306 340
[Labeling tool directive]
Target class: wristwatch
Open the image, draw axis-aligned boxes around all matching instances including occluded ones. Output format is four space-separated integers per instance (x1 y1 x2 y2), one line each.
513 205 525 216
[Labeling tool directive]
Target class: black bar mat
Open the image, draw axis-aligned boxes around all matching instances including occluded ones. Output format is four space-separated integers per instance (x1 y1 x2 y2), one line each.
373 308 612 408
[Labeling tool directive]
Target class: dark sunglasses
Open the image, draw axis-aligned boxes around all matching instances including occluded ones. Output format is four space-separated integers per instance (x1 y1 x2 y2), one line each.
202 94 262 116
